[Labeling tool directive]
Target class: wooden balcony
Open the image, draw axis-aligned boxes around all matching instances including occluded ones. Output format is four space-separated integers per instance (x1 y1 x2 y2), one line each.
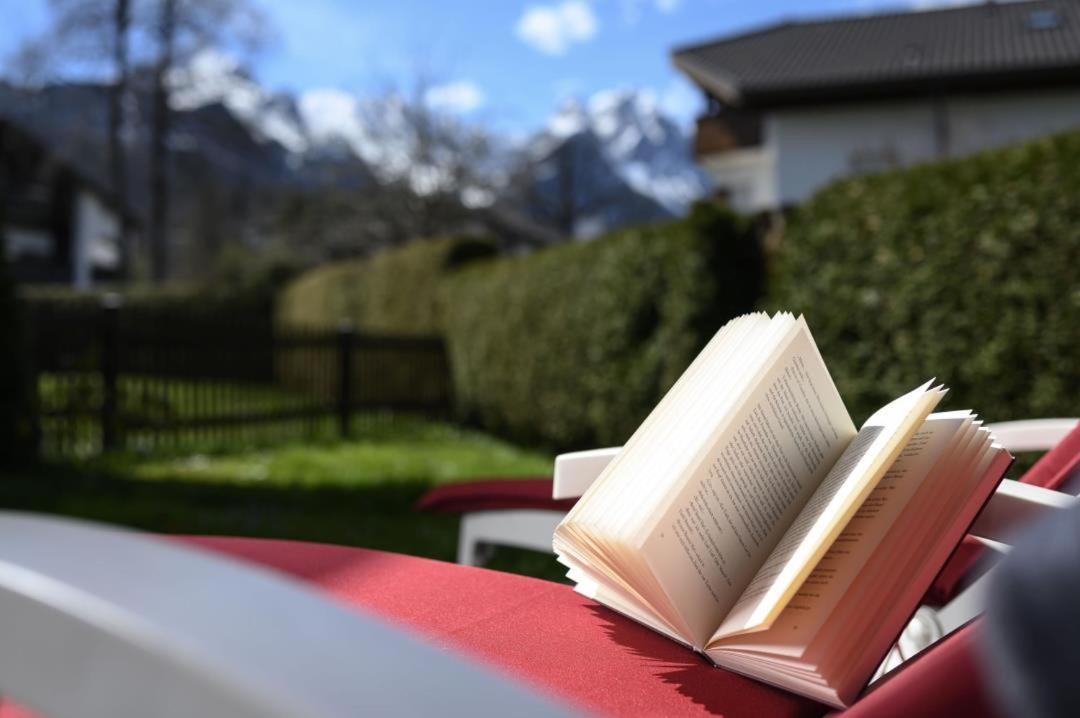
693 111 763 159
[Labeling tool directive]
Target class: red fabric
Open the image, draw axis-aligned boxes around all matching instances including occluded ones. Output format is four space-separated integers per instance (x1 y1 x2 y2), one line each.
0 706 38 718
416 477 577 513
208 537 1002 716
0 535 1000 717
181 536 825 718
925 422 1080 605
1017 423 1080 490
832 624 1002 718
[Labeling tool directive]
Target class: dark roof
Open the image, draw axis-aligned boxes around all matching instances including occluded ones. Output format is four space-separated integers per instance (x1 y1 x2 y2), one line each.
673 0 1080 108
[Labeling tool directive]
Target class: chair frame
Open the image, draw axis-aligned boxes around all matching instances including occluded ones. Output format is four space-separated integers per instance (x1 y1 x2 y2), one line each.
457 419 1078 566
0 420 1073 716
0 513 572 718
455 419 1079 674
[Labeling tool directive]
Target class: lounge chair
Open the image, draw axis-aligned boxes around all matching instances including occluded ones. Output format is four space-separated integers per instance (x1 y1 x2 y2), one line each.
0 489 1068 717
0 420 1073 716
420 418 1078 581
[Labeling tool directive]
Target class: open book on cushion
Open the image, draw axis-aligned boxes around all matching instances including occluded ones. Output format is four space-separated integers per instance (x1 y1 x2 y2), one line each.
553 312 1012 708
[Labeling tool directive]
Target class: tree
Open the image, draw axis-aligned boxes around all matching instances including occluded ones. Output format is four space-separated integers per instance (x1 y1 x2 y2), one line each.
267 78 504 259
143 0 270 282
10 0 271 283
111 0 132 276
9 0 133 275
148 0 176 282
355 79 502 243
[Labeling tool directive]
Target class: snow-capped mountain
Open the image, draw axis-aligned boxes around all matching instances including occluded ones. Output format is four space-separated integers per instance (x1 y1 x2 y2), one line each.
513 89 710 236
167 51 709 230
170 51 310 156
1 49 710 245
169 51 496 198
531 89 710 216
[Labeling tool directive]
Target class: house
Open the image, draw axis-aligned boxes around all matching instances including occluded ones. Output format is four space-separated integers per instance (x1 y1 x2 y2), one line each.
672 0 1080 212
0 118 137 287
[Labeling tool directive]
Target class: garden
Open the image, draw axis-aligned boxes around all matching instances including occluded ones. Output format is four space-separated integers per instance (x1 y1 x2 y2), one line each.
2 127 1078 584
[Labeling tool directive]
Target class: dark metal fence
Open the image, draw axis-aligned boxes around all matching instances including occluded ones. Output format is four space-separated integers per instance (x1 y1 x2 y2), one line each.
24 296 453 459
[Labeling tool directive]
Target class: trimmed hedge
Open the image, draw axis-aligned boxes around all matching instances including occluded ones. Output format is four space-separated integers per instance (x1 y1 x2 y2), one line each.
19 282 274 322
773 129 1080 425
276 237 494 334
441 204 763 449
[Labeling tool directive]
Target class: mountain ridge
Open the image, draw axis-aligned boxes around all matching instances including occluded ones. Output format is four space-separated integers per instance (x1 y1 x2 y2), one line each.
0 51 710 241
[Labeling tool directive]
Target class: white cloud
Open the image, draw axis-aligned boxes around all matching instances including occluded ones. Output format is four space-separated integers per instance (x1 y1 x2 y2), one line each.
619 0 681 24
424 81 486 114
515 1 597 55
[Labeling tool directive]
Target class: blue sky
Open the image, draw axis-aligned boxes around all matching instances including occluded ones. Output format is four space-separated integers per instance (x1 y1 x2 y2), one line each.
1 0 965 133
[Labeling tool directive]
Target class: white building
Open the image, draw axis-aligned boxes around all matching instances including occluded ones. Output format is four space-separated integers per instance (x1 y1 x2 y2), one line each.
673 0 1080 212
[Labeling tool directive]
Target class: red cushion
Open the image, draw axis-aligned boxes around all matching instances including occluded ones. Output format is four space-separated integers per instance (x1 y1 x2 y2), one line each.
0 536 1000 717
197 537 1003 717
183 536 824 718
834 623 1001 718
416 477 577 513
926 422 1080 605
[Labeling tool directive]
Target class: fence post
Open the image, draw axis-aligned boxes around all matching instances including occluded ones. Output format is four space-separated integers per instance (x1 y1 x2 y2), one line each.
19 299 43 461
337 320 354 439
101 293 122 452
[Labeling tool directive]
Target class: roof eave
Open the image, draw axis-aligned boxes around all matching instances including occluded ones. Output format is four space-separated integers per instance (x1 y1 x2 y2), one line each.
671 52 745 107
673 60 1080 111
738 63 1080 109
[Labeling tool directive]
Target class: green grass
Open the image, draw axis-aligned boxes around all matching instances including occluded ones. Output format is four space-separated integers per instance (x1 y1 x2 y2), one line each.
0 417 569 582
91 418 552 486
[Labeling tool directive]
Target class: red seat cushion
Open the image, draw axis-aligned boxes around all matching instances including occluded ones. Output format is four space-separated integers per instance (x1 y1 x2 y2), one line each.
836 622 1000 718
183 536 824 718
0 536 1000 717
188 536 1000 717
926 422 1080 605
416 477 577 513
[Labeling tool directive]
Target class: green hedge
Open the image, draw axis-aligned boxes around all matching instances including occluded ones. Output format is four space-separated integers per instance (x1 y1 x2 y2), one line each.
276 237 494 334
773 130 1080 425
18 281 274 323
441 204 763 449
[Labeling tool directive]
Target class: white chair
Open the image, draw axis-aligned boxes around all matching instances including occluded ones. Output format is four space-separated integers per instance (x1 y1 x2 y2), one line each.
454 419 1079 677
456 419 1078 566
455 448 617 565
0 513 574 718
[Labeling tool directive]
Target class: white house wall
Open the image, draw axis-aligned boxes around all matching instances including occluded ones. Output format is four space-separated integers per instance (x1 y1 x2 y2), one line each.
709 88 1080 209
73 190 121 288
946 90 1080 157
767 99 938 206
698 146 777 213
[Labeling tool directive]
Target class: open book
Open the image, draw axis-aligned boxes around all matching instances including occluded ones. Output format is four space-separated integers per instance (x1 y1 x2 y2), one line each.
553 312 1012 708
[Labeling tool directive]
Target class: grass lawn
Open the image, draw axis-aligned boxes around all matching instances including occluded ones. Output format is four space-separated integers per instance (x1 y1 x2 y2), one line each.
0 416 569 582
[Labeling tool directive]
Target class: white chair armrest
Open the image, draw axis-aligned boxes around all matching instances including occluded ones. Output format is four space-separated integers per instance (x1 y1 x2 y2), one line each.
556 443 1078 546
0 512 574 718
969 480 1077 545
985 418 1078 453
553 447 621 499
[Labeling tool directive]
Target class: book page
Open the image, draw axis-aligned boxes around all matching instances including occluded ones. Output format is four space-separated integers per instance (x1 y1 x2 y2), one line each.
709 412 969 654
639 321 856 646
712 381 943 640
